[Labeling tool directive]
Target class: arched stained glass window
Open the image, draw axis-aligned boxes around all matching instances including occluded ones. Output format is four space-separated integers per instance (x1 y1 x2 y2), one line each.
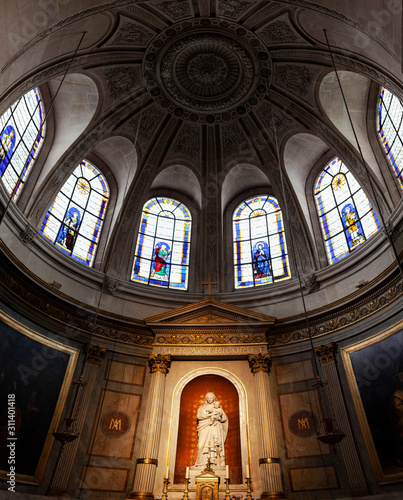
132 197 191 290
0 87 45 199
40 160 109 266
378 87 403 188
233 195 290 289
315 157 380 264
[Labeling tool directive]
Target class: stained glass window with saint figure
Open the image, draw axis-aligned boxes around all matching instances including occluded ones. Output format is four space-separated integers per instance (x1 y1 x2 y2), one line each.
0 88 45 199
40 160 109 266
233 195 290 289
315 157 380 264
132 197 191 290
378 87 403 188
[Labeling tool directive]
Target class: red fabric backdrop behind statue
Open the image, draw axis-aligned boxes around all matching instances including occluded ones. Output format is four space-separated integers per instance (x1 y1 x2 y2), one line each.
174 374 242 484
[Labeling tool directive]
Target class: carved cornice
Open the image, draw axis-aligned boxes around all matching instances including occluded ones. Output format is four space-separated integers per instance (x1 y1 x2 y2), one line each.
314 342 338 365
0 243 153 347
1 235 402 349
154 332 266 345
148 354 171 374
248 352 272 374
269 274 403 346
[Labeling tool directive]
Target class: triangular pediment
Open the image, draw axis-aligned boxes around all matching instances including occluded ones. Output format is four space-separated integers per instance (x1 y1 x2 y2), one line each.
145 297 276 327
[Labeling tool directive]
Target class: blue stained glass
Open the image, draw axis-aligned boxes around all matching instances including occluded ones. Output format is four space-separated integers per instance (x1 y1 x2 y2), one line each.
131 197 192 290
0 88 45 199
40 160 109 266
378 87 403 188
233 195 290 289
315 157 380 264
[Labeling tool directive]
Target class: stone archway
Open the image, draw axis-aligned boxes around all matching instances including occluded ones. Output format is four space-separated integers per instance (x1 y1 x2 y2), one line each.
168 367 250 486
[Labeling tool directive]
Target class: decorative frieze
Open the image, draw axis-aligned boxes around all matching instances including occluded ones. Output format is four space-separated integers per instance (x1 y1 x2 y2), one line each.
172 124 200 159
104 67 140 99
275 64 312 96
111 23 154 46
260 21 298 44
155 0 191 19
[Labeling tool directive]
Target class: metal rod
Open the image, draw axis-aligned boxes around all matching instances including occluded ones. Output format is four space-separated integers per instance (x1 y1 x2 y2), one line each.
0 31 87 225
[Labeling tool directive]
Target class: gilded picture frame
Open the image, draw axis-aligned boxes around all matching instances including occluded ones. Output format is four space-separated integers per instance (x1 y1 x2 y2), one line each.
0 310 79 485
341 320 403 484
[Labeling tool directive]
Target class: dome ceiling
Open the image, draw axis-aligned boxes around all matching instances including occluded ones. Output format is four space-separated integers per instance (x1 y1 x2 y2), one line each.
0 0 402 322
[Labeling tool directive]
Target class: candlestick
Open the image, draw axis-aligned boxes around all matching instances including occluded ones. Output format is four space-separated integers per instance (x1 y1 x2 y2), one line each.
224 478 231 500
245 476 253 500
182 476 190 500
161 476 170 500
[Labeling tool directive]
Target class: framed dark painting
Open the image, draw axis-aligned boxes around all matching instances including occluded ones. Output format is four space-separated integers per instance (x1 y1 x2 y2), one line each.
0 311 78 484
342 321 403 484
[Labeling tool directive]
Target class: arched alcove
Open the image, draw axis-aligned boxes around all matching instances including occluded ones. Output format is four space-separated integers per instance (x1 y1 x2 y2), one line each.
169 368 249 486
221 164 270 214
151 165 202 210
319 70 384 186
29 73 99 206
283 133 329 240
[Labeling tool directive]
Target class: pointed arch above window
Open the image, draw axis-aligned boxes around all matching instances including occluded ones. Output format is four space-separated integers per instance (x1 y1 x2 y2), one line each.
315 157 380 264
0 88 45 199
233 195 290 289
40 160 109 266
131 197 192 290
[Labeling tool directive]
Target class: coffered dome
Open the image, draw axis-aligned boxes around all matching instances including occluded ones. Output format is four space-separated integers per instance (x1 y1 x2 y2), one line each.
144 17 271 122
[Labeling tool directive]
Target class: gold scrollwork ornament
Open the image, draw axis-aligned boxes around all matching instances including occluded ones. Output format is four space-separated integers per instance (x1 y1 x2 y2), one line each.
148 354 172 374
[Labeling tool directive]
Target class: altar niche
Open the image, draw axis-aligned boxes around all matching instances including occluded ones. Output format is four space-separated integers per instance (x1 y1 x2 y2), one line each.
174 375 242 484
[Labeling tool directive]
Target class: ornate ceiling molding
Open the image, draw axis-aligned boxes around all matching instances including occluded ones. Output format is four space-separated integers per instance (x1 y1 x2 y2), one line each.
144 17 271 123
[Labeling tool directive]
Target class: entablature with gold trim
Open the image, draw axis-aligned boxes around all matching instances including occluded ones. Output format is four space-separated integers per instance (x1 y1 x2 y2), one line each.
145 297 276 345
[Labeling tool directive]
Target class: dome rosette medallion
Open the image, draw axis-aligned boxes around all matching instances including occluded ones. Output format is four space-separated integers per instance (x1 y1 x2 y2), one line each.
143 18 272 123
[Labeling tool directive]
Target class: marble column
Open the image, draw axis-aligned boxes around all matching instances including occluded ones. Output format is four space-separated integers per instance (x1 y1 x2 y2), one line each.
49 345 107 496
129 354 171 500
315 343 369 497
248 353 286 500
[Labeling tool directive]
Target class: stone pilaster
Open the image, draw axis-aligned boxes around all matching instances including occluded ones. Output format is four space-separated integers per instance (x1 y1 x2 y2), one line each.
49 345 107 496
248 353 286 500
315 343 369 497
129 354 172 500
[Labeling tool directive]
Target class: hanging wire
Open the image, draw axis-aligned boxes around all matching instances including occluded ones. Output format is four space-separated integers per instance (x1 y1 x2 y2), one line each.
0 31 87 226
77 87 147 497
323 29 403 279
267 87 322 382
267 86 341 498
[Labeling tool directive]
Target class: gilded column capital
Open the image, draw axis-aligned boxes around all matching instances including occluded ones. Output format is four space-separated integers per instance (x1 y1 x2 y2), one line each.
148 354 171 374
248 353 272 374
85 345 107 365
315 342 338 365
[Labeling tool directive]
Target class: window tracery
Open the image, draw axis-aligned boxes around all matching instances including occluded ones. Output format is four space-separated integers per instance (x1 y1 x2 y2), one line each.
233 195 290 289
378 87 403 188
314 157 379 264
131 197 192 290
0 88 45 199
40 160 109 266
